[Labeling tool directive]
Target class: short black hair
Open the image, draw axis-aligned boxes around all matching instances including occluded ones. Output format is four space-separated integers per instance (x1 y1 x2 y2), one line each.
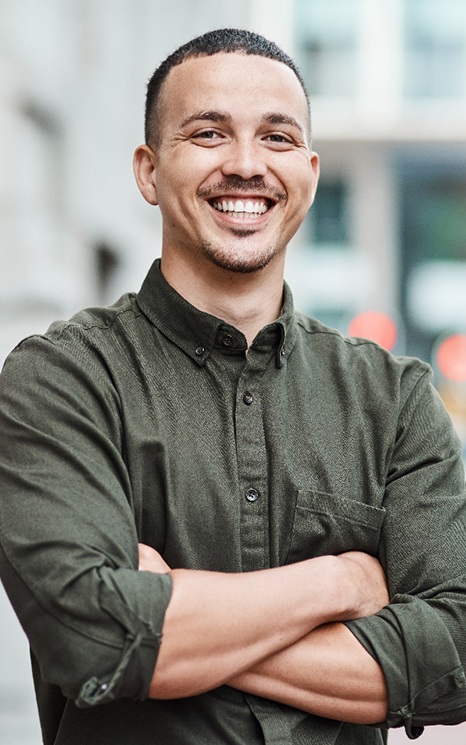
144 28 310 146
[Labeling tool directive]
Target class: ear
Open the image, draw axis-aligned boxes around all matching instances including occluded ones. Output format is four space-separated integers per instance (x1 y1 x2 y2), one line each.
308 150 320 206
133 145 158 205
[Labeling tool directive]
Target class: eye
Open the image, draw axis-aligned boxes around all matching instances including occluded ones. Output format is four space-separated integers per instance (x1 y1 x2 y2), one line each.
268 134 288 142
263 132 294 148
191 129 225 145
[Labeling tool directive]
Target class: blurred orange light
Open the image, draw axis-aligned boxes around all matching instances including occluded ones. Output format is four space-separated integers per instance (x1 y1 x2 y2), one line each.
436 334 466 382
348 311 397 351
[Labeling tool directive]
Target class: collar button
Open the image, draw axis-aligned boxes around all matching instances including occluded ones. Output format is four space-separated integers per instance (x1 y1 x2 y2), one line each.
222 334 235 348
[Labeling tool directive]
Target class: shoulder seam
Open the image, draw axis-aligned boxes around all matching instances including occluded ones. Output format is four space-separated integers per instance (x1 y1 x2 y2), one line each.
52 303 140 341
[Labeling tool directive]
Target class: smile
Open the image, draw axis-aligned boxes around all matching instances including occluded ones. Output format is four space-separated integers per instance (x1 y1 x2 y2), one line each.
210 198 271 218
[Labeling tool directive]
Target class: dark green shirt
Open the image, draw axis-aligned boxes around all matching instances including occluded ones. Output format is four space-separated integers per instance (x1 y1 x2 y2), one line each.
1 259 466 745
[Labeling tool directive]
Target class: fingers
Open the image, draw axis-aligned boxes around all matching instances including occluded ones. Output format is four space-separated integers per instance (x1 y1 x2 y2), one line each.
338 552 389 619
138 543 171 573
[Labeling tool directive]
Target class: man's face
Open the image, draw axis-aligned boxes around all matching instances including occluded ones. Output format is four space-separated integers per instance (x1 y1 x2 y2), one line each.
144 52 319 274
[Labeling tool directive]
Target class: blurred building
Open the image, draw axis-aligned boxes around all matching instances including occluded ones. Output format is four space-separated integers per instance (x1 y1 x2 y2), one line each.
287 0 466 457
1 1 466 743
291 0 466 345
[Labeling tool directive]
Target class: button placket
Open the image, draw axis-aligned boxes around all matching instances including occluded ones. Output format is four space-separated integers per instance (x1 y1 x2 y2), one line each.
235 356 270 571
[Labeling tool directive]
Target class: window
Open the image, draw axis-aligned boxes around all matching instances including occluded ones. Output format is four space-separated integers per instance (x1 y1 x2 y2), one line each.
308 180 350 247
294 0 360 97
404 0 466 98
400 163 466 355
402 178 466 263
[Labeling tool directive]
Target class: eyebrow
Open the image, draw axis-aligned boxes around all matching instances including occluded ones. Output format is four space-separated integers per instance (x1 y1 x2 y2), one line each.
179 110 305 137
261 112 305 137
180 110 232 128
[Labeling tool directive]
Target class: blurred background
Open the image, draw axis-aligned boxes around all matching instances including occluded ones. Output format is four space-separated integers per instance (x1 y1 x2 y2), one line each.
1 0 466 742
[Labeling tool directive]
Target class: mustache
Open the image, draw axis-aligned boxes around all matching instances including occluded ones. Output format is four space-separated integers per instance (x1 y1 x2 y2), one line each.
198 176 286 203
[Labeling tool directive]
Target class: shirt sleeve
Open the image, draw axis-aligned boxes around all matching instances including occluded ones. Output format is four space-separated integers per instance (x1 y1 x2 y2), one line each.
345 364 466 739
0 334 173 706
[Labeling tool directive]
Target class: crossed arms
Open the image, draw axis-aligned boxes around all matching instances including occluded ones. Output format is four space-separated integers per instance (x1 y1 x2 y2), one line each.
138 543 389 723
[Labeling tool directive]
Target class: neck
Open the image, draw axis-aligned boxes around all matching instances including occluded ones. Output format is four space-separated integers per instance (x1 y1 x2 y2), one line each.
160 251 285 346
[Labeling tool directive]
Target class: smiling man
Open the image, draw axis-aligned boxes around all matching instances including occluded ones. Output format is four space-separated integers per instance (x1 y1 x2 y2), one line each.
1 28 466 745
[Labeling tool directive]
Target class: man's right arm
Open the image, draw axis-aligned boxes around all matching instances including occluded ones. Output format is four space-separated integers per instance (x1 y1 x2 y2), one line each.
139 544 388 701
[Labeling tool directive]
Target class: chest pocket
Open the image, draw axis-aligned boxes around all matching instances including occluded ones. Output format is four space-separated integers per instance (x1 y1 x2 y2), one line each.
286 490 385 564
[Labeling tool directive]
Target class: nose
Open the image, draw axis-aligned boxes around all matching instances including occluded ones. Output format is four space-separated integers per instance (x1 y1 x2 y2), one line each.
220 138 268 180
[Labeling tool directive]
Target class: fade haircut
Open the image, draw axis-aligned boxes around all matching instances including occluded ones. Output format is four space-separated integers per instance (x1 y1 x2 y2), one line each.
144 28 311 147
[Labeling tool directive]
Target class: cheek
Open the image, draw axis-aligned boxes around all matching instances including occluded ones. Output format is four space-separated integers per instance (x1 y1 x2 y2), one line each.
277 154 315 199
296 165 317 211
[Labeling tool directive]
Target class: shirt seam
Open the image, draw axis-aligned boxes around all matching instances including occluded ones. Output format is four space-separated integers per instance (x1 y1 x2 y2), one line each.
52 303 140 338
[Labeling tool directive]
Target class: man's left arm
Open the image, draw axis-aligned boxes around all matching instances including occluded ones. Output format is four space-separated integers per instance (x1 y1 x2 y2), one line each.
229 620 388 724
232 368 466 737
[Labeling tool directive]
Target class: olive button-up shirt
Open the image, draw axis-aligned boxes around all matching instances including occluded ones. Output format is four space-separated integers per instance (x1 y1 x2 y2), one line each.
1 259 466 745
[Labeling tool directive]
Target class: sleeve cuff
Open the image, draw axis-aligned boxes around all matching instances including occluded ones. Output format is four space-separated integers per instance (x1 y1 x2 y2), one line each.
76 630 160 707
345 594 466 736
77 569 173 707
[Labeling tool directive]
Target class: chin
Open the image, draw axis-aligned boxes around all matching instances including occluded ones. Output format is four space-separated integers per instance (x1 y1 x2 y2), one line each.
200 241 279 274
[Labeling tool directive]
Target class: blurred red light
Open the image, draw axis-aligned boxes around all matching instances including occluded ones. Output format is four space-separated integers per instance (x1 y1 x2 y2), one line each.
436 334 466 382
348 311 398 351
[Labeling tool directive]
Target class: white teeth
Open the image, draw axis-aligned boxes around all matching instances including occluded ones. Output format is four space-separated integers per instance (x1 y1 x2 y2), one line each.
212 198 269 217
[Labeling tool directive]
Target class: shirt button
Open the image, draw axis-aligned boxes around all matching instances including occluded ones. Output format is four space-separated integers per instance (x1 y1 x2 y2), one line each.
245 488 259 503
222 334 235 348
195 345 205 356
243 391 254 405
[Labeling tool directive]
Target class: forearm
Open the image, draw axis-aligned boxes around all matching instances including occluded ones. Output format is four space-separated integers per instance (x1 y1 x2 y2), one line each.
147 551 387 699
149 557 348 698
228 622 388 724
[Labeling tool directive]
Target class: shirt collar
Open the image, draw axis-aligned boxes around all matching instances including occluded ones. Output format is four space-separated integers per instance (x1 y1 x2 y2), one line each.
136 259 297 368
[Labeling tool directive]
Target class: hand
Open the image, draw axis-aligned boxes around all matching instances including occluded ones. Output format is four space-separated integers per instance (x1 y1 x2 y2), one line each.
138 543 171 574
337 551 389 620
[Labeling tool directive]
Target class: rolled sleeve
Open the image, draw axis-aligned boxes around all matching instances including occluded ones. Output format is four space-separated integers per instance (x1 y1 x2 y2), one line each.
0 335 172 704
346 595 466 737
76 568 173 707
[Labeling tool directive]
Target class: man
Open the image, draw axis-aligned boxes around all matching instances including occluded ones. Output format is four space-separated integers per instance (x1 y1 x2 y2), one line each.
1 28 466 745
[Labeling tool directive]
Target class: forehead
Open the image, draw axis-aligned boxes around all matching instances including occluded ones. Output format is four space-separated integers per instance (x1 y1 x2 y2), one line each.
158 52 309 131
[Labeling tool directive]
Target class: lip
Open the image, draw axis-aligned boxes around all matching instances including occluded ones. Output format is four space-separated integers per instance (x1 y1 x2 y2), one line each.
208 193 275 201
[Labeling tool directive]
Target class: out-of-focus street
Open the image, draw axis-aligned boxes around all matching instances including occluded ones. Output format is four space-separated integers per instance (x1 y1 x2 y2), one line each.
0 585 40 745
390 720 466 744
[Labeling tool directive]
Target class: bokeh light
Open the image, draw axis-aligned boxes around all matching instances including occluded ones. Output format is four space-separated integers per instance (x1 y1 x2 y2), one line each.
348 311 398 351
436 334 466 382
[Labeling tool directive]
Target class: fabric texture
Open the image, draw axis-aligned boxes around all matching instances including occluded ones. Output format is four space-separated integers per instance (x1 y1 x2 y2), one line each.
1 259 465 744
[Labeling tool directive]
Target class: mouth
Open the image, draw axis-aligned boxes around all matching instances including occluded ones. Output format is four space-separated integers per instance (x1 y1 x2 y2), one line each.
209 197 274 220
